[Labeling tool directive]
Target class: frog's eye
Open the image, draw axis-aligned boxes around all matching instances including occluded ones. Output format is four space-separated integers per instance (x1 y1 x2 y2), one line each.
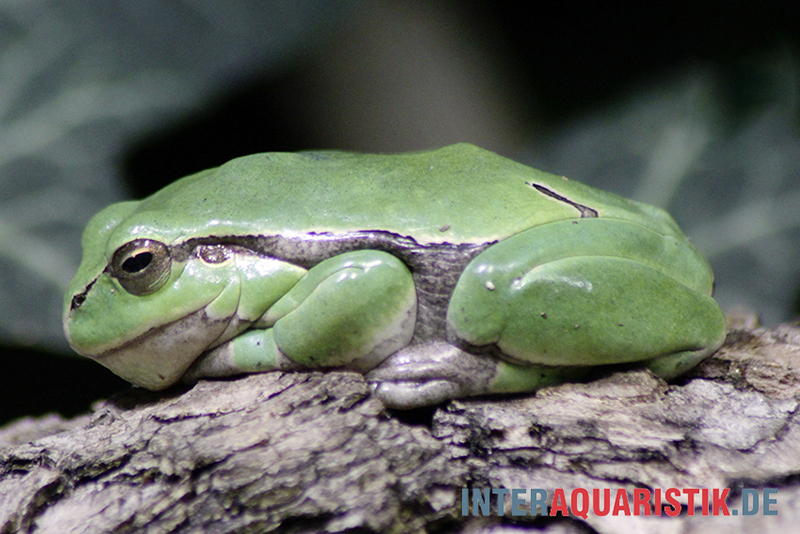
110 239 171 296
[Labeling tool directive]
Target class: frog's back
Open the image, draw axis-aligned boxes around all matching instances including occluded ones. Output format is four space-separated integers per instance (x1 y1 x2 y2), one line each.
122 144 684 248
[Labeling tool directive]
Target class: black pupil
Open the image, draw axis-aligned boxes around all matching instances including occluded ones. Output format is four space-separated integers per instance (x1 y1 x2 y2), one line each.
122 252 153 273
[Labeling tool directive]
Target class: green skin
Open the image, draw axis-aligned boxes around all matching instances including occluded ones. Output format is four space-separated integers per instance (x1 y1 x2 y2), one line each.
64 144 726 409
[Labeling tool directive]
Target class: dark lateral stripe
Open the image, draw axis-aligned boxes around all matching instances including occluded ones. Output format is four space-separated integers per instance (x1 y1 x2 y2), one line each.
527 182 599 218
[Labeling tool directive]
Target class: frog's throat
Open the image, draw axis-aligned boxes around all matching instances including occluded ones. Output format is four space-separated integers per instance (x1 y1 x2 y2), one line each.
91 307 231 390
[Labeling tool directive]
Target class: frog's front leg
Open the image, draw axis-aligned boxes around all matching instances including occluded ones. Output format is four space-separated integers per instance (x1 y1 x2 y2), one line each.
184 250 417 381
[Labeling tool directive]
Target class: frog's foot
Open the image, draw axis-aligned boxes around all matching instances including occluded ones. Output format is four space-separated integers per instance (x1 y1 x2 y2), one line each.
641 346 719 380
366 343 586 409
365 343 496 409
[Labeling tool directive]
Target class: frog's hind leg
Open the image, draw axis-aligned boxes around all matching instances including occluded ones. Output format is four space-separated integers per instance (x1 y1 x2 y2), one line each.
184 250 417 382
446 218 727 384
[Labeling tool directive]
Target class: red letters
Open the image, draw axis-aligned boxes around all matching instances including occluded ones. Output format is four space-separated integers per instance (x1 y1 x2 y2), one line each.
713 488 730 516
664 488 682 517
632 489 651 516
550 489 569 516
592 488 610 516
612 489 631 516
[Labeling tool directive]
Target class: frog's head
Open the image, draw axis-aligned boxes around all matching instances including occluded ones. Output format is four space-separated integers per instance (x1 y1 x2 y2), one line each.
63 201 303 390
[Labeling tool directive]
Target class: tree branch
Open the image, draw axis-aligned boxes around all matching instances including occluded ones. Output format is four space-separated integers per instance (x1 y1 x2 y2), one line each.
3 326 800 533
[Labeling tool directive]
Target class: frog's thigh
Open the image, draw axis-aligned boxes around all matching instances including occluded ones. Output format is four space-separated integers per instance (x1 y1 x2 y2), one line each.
448 229 726 380
268 249 417 371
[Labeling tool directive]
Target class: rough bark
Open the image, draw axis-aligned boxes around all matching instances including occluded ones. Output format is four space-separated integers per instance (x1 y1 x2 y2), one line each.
2 325 800 534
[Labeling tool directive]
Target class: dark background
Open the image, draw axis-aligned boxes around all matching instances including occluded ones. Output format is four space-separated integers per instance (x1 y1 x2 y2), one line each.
123 1 800 194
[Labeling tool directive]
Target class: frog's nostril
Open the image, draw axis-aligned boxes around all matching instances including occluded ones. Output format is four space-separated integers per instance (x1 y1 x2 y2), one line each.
71 293 86 310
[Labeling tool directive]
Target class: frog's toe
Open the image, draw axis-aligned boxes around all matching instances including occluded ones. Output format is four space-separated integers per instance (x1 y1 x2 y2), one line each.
365 342 498 408
370 379 464 409
643 345 722 380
